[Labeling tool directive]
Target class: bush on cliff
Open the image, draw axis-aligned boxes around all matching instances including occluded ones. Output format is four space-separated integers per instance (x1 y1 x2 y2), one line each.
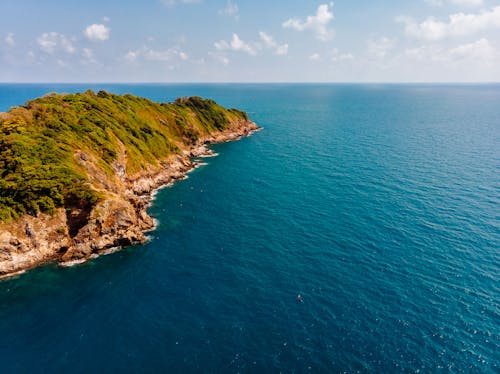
0 91 248 221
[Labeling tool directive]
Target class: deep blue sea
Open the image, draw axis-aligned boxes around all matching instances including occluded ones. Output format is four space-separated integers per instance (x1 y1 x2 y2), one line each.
0 84 498 373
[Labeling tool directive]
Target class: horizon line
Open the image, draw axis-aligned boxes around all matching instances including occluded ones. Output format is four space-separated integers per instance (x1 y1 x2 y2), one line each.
1 81 500 85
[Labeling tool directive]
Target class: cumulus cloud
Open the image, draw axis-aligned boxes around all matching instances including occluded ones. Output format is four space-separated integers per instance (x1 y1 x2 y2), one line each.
425 0 483 7
124 51 138 62
84 24 110 41
274 44 289 56
161 0 201 6
209 52 230 66
331 48 354 62
37 32 75 54
81 48 97 64
57 59 68 68
124 47 189 62
5 33 15 47
405 38 498 65
219 1 239 19
258 31 288 55
219 56 230 65
144 49 177 61
367 37 396 59
398 5 500 41
282 3 335 41
214 33 256 55
448 38 497 61
309 53 321 61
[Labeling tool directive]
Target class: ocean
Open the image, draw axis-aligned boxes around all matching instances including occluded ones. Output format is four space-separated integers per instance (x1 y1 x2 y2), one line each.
0 84 498 372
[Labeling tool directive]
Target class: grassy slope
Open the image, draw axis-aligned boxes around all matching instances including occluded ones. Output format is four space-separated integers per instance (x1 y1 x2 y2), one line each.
0 90 249 221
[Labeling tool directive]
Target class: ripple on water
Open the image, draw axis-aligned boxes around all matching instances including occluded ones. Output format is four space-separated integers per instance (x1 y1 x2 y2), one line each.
0 84 499 372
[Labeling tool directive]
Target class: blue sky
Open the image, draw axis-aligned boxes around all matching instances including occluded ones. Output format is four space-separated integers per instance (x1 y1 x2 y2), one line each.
1 0 499 82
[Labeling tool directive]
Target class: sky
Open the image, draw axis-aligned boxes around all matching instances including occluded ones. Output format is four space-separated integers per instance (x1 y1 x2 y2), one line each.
1 0 500 82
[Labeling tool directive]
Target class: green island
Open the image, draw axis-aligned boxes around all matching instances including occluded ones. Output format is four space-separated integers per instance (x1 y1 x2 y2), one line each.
0 91 258 277
0 90 249 221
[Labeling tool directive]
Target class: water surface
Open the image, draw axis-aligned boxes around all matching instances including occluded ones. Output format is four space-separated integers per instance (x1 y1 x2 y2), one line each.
0 84 498 372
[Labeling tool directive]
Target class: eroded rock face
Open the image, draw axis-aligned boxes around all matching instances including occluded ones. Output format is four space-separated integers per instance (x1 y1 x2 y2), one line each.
0 209 70 276
61 198 151 262
0 118 260 278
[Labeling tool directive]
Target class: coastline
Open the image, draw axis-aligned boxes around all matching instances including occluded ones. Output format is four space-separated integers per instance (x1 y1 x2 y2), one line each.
0 121 261 280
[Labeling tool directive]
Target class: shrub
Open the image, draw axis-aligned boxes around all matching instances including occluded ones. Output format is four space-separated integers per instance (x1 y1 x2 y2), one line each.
0 92 250 221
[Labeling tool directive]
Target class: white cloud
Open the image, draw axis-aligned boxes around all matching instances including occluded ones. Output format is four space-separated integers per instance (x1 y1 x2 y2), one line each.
275 44 289 56
84 24 110 41
124 47 189 62
425 0 483 7
451 0 483 5
37 32 75 54
283 3 335 41
81 48 97 64
405 38 498 65
309 53 321 61
399 5 500 41
448 38 498 63
331 48 354 62
5 33 15 47
258 31 274 47
209 52 230 66
37 33 58 53
125 51 138 62
367 37 396 59
258 31 288 55
161 0 201 6
57 59 68 68
82 48 93 59
61 38 75 54
27 50 36 61
219 1 239 19
144 49 176 61
214 33 256 55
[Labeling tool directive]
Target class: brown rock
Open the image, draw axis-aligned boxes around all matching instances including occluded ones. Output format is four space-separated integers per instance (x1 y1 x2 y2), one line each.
0 118 260 278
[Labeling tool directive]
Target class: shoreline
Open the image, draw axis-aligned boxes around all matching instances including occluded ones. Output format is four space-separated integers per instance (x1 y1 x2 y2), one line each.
58 149 212 269
0 123 261 280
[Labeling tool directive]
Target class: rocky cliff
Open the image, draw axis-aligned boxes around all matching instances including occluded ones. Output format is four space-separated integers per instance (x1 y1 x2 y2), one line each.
0 91 259 278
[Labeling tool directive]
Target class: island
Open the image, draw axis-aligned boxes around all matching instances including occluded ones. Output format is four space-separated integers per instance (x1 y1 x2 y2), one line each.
0 91 260 278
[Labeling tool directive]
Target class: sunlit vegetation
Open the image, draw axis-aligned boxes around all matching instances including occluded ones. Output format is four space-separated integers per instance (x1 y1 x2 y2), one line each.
0 91 248 221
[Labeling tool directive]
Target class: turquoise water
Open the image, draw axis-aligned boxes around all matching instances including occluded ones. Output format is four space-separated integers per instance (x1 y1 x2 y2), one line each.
0 84 498 372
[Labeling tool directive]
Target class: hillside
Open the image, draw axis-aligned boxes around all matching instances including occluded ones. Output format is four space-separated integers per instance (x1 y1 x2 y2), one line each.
0 91 258 277
0 90 250 221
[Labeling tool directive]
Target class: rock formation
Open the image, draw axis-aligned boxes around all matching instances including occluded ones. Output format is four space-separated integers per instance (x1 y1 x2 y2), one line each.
0 91 259 277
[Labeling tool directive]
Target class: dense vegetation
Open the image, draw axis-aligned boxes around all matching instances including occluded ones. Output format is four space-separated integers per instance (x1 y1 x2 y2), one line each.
0 91 248 221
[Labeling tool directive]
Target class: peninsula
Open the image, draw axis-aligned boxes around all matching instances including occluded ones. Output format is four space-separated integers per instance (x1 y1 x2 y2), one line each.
0 91 259 277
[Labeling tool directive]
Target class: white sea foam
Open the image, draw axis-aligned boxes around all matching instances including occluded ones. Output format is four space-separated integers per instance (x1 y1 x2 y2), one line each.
0 269 26 280
198 152 219 158
145 218 160 232
151 183 172 199
193 162 208 169
99 246 122 256
60 258 87 267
